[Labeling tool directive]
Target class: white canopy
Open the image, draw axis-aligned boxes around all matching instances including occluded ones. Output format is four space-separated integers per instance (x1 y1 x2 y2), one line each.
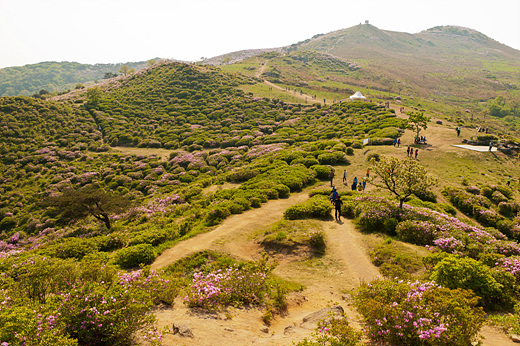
350 91 366 100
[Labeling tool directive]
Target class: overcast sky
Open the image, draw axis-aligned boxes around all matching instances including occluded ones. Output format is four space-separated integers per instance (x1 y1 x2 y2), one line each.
1 0 519 69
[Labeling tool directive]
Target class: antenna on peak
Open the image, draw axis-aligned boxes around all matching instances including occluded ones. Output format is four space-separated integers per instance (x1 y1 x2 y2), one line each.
365 20 369 24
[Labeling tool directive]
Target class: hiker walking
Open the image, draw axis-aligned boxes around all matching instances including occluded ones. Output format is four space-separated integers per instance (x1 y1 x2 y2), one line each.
352 176 358 191
415 149 418 159
330 187 339 202
406 146 411 157
397 138 401 147
366 168 370 178
489 141 493 151
342 169 347 183
362 177 367 191
507 176 511 186
329 168 335 187
393 138 397 147
333 195 343 221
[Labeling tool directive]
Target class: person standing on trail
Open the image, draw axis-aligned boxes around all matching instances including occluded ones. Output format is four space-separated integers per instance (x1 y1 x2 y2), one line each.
415 149 418 159
329 168 335 187
366 168 370 178
397 138 401 147
330 187 339 202
343 169 347 183
489 141 493 151
393 138 397 147
362 177 367 191
333 196 343 221
352 176 358 190
407 146 410 157
507 176 511 186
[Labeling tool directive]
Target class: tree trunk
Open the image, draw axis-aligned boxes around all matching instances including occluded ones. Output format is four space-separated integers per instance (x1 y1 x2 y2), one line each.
399 199 404 209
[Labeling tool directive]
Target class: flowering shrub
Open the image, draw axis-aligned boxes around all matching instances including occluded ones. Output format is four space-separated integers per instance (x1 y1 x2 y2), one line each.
474 207 503 228
354 279 485 346
183 254 279 311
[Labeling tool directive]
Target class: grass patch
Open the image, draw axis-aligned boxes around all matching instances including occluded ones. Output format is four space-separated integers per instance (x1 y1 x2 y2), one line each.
368 237 425 279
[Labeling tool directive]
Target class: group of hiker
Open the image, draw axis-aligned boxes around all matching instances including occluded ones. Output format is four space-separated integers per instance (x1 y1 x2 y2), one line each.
328 168 371 221
406 145 419 159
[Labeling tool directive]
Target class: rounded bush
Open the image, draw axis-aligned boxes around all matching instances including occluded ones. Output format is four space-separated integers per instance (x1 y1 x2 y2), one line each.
396 220 437 245
115 244 155 268
311 165 331 180
273 184 290 198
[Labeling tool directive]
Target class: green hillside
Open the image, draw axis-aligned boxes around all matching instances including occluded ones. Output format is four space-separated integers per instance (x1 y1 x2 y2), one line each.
0 60 151 97
293 24 520 101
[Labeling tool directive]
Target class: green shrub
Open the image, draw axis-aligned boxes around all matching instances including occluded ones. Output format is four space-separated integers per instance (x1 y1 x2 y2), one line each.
366 152 380 162
295 312 362 346
499 201 520 217
114 244 156 268
273 184 290 198
395 220 437 245
311 164 331 180
308 230 326 255
428 254 515 310
346 147 354 155
413 189 437 203
206 204 231 225
290 156 320 167
317 151 349 165
284 195 333 220
128 229 171 246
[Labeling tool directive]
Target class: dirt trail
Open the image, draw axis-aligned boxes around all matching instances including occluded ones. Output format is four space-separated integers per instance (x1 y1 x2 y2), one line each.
152 192 310 269
255 59 324 105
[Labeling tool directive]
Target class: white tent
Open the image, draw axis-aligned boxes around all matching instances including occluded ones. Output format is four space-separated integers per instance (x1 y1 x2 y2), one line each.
350 91 366 100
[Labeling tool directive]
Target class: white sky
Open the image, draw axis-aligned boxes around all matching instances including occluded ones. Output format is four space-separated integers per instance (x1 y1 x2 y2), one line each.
1 0 519 68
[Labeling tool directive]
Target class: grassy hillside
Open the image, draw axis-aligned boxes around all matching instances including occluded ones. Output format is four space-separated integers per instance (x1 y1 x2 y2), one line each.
0 60 151 97
295 24 520 102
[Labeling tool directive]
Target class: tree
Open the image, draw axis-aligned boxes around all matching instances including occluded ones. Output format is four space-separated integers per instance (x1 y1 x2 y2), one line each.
103 72 118 79
86 86 103 107
370 155 436 208
119 65 134 75
406 111 430 138
45 185 131 229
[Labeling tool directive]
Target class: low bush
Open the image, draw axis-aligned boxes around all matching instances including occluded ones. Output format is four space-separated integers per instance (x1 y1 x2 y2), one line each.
205 204 231 226
499 201 520 217
427 254 515 310
310 164 332 180
114 243 156 268
295 312 362 346
395 220 437 245
317 151 349 165
354 278 485 346
284 195 333 220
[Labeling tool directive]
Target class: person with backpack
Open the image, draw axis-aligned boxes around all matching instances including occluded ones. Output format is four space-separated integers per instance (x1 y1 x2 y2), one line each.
333 195 343 221
330 187 339 202
329 168 335 187
352 176 358 190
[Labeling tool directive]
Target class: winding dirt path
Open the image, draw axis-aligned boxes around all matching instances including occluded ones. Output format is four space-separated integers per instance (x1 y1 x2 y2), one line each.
151 192 310 269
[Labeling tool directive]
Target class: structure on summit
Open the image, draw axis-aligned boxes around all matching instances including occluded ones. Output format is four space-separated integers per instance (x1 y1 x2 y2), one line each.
350 91 366 101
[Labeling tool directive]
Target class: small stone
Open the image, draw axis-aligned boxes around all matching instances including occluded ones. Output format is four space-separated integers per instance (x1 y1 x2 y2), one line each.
172 323 194 338
511 334 520 343
260 326 269 333
224 327 234 332
284 325 296 334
